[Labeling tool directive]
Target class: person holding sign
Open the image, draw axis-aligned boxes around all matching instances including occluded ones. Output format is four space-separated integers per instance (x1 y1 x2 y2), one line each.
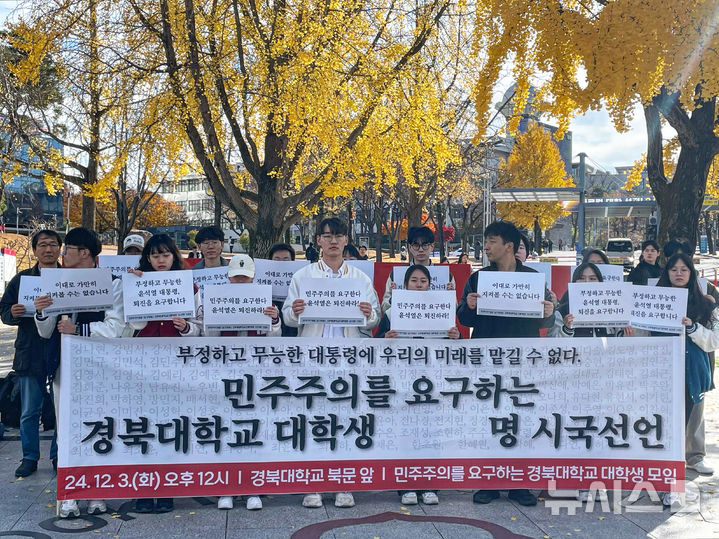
627 240 662 285
283 217 380 509
551 263 635 339
193 226 228 269
268 243 299 336
655 253 719 507
664 239 717 478
0 230 62 480
457 220 554 508
381 226 455 313
32 228 111 518
376 264 460 341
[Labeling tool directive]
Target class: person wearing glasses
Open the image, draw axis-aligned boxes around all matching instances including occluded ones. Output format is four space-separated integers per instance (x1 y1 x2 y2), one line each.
0 230 63 480
193 226 228 269
381 226 455 313
283 217 381 509
32 228 111 518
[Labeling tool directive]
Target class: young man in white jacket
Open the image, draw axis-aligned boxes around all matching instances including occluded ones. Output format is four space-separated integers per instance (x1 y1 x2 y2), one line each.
282 218 380 508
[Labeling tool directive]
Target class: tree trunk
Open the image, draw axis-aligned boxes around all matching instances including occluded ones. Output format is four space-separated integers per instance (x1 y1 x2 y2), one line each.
250 182 282 257
81 195 96 231
407 190 422 229
436 201 445 259
214 195 222 227
374 205 383 262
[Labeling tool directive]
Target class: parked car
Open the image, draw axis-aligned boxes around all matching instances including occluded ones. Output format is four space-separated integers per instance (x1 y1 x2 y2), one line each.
605 238 636 268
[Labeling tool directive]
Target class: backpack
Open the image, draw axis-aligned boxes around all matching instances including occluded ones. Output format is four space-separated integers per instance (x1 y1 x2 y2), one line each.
0 372 21 428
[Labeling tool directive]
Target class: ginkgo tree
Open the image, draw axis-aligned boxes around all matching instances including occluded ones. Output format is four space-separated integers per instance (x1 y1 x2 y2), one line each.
123 0 455 255
495 121 573 246
471 0 719 247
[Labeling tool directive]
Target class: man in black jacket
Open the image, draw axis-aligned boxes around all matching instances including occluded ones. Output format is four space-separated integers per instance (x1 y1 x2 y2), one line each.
0 230 62 478
457 221 555 507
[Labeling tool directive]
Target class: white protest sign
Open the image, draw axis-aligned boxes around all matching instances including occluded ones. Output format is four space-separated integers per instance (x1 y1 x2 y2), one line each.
698 277 709 294
203 283 272 332
631 285 687 334
122 270 195 322
39 268 113 315
647 278 659 286
476 271 546 318
393 265 449 291
523 262 552 289
298 278 366 326
568 282 632 327
594 264 624 283
390 289 456 337
97 255 141 277
192 266 230 301
18 275 43 317
253 259 309 301
57 335 683 500
345 259 374 281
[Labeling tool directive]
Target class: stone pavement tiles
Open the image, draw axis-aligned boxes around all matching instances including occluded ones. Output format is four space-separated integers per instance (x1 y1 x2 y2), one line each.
1 431 719 539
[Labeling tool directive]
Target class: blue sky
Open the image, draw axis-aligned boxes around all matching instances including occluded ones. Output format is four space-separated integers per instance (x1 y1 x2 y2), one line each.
0 0 647 171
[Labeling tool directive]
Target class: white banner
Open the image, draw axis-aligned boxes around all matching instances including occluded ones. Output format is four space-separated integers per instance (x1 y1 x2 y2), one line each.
192 266 230 301
18 275 42 317
203 283 272 332
393 265 449 291
390 290 456 337
345 260 374 281
567 282 632 327
122 270 195 322
253 259 310 300
39 268 113 315
476 271 545 318
631 286 687 334
298 278 366 326
97 255 141 277
57 335 684 500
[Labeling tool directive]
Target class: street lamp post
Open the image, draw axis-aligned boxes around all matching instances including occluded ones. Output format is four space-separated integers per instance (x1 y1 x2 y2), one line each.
15 207 32 234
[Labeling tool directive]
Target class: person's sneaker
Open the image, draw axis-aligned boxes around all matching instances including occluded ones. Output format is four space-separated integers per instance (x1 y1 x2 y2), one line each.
472 490 500 504
217 496 233 510
662 492 682 510
508 489 537 506
401 491 418 505
421 491 439 505
246 496 262 510
14 459 37 478
135 499 154 513
334 492 355 508
59 500 80 518
87 500 107 514
688 460 714 475
302 493 323 508
155 498 174 513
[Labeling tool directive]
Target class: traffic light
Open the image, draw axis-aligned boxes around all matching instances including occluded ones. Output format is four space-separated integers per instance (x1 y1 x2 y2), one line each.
646 215 657 240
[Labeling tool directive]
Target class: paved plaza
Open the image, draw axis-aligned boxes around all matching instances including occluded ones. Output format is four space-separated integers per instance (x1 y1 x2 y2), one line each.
1 326 719 538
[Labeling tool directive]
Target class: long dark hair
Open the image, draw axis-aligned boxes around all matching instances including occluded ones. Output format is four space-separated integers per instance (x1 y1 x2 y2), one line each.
657 253 714 327
138 234 185 272
582 249 609 265
559 263 604 317
404 264 431 288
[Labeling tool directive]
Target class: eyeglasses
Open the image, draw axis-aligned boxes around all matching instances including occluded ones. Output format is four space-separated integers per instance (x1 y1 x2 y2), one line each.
410 242 432 250
35 242 60 249
320 234 346 242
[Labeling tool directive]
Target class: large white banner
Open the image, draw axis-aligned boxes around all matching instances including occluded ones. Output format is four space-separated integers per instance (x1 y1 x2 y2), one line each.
40 268 113 315
57 335 684 500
